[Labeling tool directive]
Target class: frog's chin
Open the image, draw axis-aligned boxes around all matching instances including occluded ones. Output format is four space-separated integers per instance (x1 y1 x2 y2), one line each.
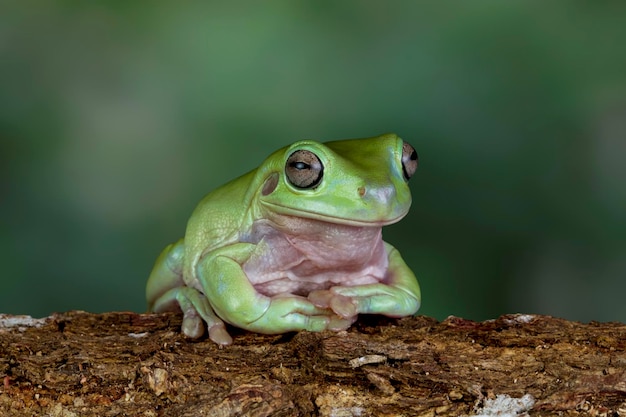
260 201 408 227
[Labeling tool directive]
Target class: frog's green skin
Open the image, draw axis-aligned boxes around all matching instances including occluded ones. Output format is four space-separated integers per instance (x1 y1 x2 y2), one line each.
146 133 421 345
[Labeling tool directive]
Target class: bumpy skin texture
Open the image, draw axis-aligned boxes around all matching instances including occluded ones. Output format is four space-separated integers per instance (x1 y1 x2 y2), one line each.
146 133 421 345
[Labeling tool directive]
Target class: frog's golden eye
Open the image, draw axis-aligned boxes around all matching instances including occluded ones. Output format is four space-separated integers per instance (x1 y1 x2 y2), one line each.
401 141 418 180
285 150 323 189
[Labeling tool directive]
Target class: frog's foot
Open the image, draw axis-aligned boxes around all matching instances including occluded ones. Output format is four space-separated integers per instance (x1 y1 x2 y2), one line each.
244 296 340 334
151 287 233 345
309 284 420 319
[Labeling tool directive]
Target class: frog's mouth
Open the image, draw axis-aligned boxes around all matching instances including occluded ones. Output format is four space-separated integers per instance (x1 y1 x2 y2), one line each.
259 201 408 228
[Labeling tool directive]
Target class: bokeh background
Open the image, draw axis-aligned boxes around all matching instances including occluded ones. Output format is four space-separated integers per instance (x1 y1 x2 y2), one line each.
2 2 625 323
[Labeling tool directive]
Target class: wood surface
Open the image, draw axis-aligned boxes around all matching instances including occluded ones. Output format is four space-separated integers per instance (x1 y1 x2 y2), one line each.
1 311 625 416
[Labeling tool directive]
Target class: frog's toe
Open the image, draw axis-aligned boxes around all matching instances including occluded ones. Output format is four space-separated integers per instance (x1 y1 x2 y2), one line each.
329 294 358 319
307 289 333 308
208 323 233 345
182 314 205 339
285 312 329 333
308 291 358 322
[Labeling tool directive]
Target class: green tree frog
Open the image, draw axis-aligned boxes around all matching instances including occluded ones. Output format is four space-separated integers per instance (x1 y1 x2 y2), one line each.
146 133 421 345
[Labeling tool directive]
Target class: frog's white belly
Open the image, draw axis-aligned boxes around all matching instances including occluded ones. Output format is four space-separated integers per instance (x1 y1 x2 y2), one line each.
241 219 389 297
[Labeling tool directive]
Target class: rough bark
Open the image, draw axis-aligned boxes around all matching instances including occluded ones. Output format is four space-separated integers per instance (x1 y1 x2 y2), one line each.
1 311 625 416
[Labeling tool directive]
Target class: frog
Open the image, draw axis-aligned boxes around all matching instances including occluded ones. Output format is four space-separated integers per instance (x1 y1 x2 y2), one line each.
146 133 421 345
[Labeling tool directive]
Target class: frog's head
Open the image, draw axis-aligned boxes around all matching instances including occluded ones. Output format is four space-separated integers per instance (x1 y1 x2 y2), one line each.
253 133 418 226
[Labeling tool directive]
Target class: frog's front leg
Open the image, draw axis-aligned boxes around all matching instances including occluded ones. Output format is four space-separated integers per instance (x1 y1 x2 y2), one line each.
309 242 421 320
199 243 338 336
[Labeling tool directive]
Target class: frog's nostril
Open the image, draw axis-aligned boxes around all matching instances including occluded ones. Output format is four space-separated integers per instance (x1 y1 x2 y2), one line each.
358 186 366 197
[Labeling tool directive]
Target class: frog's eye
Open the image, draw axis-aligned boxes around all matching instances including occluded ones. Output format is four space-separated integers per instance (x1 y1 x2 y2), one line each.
285 150 323 189
401 141 418 180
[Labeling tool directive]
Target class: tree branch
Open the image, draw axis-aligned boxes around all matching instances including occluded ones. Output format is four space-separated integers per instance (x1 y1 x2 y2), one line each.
1 312 625 416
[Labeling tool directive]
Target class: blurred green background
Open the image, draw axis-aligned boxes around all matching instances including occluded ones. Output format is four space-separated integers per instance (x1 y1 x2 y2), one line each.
1 2 625 323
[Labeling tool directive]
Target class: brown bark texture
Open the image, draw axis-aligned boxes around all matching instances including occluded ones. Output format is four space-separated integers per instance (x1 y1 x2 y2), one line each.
1 311 625 416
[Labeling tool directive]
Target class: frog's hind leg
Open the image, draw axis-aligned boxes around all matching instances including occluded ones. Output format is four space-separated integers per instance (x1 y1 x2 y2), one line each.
146 238 186 308
152 287 233 345
146 239 233 345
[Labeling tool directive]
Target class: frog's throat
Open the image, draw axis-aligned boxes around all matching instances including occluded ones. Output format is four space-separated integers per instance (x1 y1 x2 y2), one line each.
259 201 408 227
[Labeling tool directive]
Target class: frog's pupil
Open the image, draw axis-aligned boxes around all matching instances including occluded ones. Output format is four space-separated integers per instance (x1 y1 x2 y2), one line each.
292 161 309 170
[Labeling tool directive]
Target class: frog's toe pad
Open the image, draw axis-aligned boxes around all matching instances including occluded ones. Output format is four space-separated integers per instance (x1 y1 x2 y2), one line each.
208 324 233 345
329 295 358 319
182 315 205 339
307 290 333 308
